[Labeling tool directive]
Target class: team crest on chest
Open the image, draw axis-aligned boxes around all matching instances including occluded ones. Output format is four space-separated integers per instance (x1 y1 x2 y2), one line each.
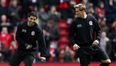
31 31 35 36
89 21 93 26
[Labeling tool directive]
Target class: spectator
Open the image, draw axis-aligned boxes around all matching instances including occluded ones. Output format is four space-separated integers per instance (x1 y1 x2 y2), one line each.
100 31 111 56
0 14 13 33
49 41 59 62
0 0 9 16
0 40 5 63
8 0 21 26
81 0 90 11
96 1 106 23
61 45 74 63
99 18 109 33
0 14 11 26
48 6 60 23
96 1 106 18
57 0 70 19
38 7 49 25
87 3 98 18
0 27 13 62
105 0 116 24
43 19 59 49
108 21 116 61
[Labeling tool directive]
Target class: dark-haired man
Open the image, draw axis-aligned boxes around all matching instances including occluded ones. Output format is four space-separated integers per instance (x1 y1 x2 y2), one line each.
10 13 47 66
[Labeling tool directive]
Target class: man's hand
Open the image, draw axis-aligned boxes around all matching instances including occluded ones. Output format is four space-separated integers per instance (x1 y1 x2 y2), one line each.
92 40 99 47
73 44 80 50
26 45 32 49
37 53 46 62
39 57 46 62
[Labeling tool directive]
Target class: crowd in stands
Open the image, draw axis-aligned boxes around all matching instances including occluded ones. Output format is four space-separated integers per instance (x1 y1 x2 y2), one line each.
0 0 116 63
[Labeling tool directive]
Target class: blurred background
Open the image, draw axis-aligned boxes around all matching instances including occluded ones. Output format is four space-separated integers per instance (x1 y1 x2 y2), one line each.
0 0 116 65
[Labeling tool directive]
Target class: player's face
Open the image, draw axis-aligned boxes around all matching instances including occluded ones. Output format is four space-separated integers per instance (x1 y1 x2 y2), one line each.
75 7 85 18
28 16 37 27
75 8 81 16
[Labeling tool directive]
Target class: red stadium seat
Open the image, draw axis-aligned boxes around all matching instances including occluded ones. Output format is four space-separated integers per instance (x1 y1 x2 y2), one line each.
58 20 69 29
59 30 69 37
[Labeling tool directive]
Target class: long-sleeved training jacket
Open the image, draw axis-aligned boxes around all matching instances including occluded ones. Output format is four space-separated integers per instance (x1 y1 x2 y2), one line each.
16 22 47 56
69 15 101 47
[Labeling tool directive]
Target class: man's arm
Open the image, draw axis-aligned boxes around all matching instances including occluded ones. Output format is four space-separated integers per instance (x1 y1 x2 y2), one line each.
93 17 101 41
37 27 48 57
69 21 77 45
69 21 80 50
92 17 101 46
15 24 26 47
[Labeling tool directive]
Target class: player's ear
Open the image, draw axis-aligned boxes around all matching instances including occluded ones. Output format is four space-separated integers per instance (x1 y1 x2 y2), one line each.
35 18 39 25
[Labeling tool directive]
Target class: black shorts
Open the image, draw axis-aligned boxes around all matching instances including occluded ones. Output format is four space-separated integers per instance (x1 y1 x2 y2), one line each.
9 50 35 66
75 46 109 65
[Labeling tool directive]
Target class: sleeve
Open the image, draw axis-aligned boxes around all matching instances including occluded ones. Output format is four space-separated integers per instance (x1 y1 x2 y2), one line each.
15 24 26 47
37 27 48 57
69 21 77 45
93 17 101 41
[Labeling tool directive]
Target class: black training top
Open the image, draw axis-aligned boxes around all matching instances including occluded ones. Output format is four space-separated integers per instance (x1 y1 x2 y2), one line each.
69 15 101 47
16 22 47 56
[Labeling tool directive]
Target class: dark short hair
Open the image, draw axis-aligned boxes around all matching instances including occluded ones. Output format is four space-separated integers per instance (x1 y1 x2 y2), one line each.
28 12 37 18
